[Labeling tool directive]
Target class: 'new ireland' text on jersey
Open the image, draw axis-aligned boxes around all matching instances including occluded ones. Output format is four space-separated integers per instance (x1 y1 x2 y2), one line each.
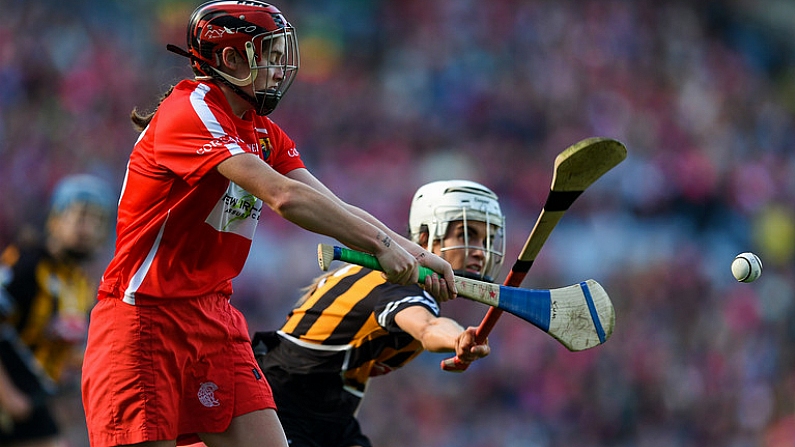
99 80 305 303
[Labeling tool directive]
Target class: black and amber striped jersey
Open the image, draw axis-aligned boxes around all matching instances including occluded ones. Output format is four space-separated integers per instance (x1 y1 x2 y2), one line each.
259 263 440 398
0 243 95 382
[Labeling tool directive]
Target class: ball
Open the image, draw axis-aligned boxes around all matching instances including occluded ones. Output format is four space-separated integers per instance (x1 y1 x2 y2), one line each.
731 252 762 283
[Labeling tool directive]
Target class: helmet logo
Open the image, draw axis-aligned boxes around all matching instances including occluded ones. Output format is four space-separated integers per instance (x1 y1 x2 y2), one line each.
203 25 259 40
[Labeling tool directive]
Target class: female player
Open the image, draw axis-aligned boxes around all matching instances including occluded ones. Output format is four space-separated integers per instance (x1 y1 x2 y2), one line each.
1 174 114 447
255 180 502 447
80 2 456 447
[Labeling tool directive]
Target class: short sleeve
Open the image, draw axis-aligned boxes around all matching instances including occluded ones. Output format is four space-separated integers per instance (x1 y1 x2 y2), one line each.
258 116 305 174
372 283 440 332
152 88 250 185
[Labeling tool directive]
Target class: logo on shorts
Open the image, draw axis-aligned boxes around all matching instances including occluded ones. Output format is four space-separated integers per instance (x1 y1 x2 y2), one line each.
198 382 220 407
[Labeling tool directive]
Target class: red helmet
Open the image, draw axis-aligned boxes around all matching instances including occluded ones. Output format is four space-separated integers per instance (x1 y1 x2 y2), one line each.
169 1 299 115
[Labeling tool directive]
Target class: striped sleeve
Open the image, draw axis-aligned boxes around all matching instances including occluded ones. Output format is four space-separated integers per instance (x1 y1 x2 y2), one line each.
373 283 440 332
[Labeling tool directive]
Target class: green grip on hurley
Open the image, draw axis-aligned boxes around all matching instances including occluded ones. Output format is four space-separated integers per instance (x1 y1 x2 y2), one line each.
317 244 434 282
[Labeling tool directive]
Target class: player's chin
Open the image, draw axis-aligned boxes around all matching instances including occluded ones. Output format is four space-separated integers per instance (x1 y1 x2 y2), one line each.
465 264 484 275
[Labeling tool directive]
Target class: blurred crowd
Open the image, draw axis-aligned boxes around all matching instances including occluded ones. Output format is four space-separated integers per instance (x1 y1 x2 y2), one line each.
2 0 795 445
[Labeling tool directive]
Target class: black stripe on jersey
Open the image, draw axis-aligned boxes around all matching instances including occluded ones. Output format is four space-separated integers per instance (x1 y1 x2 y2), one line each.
4 246 46 332
346 333 418 371
325 287 379 344
381 349 417 368
289 268 371 337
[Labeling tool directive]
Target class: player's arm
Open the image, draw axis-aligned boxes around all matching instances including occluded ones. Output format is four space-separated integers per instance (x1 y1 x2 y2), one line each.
217 154 419 285
394 306 489 363
286 168 456 300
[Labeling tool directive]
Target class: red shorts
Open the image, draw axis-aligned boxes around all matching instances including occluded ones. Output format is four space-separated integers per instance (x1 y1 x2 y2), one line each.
81 293 275 447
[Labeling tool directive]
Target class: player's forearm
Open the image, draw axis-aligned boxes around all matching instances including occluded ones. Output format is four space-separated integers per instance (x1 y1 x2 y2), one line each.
277 191 393 254
332 202 410 250
415 317 465 353
348 206 398 237
218 155 391 254
416 319 489 363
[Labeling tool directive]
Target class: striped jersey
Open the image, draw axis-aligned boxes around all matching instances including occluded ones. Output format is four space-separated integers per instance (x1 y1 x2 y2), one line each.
98 80 305 303
1 243 94 381
259 264 440 399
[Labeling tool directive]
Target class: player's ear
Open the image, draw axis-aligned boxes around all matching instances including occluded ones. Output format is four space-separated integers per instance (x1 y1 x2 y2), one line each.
219 47 241 70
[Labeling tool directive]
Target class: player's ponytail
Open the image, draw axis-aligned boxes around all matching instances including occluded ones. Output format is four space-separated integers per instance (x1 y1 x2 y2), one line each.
130 85 176 132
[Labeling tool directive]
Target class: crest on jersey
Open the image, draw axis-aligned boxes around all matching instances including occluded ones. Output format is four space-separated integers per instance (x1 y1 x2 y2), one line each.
259 137 272 162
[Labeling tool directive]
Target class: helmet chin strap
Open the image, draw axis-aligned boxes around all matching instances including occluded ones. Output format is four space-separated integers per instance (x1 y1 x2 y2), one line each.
168 42 276 114
200 41 263 111
197 70 260 112
210 67 255 87
211 41 260 87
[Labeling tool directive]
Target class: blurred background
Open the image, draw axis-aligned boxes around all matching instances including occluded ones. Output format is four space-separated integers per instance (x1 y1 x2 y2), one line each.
3 0 795 445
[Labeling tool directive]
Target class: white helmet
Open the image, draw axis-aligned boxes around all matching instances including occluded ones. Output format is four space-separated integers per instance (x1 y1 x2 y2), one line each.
409 180 505 282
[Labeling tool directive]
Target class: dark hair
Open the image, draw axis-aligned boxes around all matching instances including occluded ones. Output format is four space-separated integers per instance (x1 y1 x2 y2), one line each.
130 85 176 132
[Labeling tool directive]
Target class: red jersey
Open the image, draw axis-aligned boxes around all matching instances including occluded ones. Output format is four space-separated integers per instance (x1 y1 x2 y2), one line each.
99 80 305 304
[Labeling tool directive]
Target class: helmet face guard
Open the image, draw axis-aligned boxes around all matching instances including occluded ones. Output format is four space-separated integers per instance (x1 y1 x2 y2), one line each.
244 29 299 115
175 1 300 115
409 180 506 282
429 204 505 282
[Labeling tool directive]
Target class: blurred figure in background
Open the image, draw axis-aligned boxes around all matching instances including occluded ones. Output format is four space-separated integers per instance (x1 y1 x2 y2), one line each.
255 180 499 447
0 174 115 447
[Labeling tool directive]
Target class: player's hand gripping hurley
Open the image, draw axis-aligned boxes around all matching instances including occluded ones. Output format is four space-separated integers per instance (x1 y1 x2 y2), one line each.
441 136 627 371
318 244 615 352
